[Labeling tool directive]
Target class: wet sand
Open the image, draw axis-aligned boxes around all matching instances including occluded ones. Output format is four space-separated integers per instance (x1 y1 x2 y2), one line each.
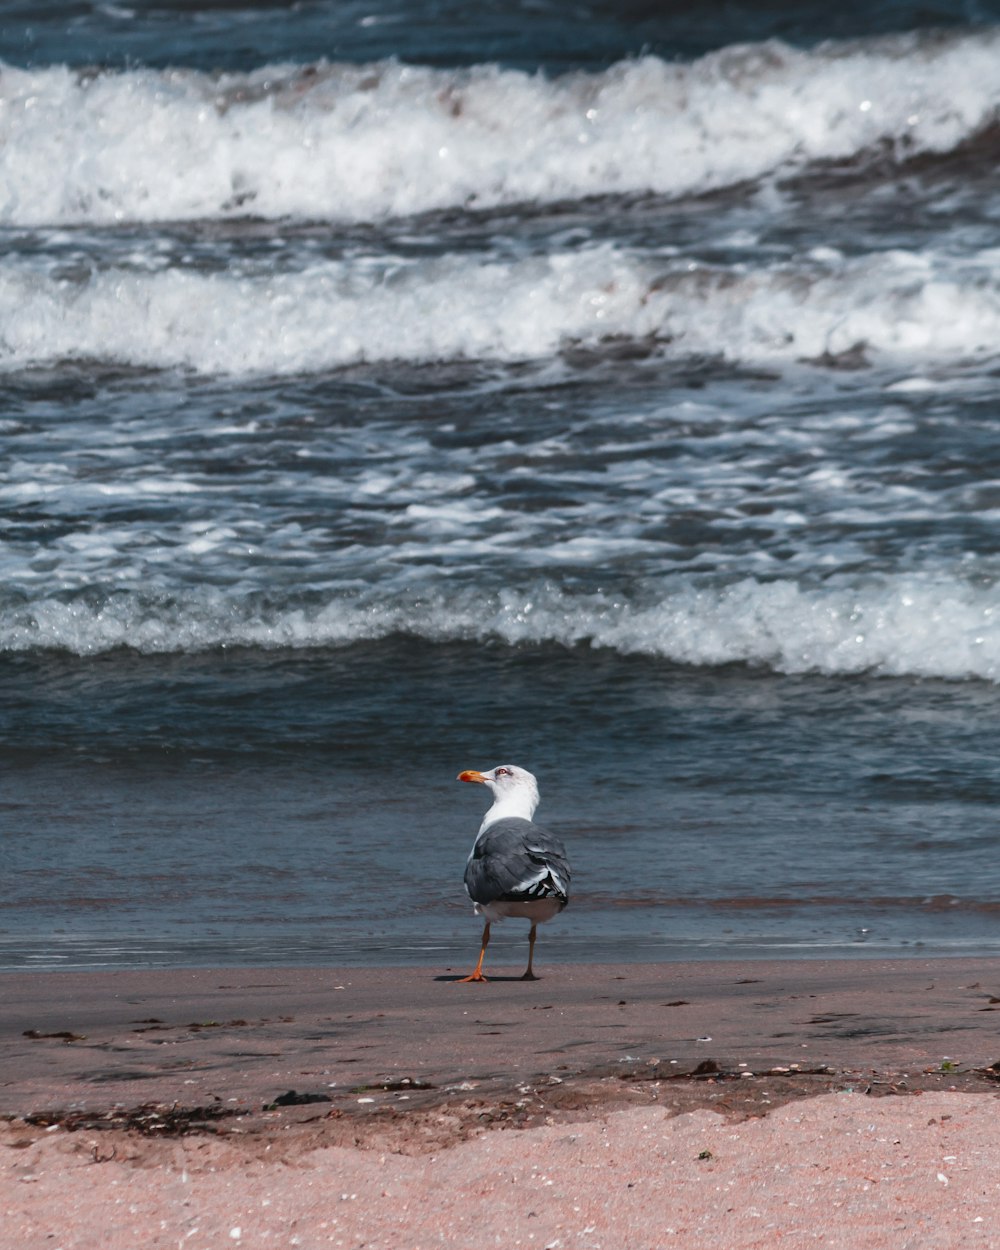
4 957 1000 1247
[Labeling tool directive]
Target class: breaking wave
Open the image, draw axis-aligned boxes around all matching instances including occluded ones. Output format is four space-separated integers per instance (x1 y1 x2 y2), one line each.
4 573 1000 681
2 242 1000 373
1 28 999 226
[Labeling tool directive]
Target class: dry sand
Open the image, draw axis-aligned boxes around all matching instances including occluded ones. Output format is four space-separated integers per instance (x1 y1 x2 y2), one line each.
3 957 1000 1247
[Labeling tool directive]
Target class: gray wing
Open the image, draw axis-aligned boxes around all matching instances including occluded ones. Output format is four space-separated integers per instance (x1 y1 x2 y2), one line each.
465 817 571 907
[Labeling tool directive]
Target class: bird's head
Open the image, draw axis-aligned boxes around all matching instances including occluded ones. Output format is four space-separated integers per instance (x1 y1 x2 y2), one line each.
457 763 540 824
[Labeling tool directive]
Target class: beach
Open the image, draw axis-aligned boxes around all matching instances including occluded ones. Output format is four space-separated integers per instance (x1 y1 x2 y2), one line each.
6 0 1000 1243
4 957 1000 1247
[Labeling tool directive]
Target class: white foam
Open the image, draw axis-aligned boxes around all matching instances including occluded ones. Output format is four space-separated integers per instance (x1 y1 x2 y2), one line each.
4 573 1000 680
1 241 999 373
2 28 999 225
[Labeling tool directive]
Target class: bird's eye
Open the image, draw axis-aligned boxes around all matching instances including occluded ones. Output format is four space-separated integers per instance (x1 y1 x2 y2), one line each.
495 767 510 777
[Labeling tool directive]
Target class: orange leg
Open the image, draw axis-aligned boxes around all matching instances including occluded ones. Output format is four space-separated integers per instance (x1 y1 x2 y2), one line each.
458 921 490 983
520 923 539 981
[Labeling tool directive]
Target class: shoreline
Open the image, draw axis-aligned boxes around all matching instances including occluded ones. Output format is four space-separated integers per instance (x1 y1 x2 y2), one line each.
3 956 1000 1127
5 957 1000 1248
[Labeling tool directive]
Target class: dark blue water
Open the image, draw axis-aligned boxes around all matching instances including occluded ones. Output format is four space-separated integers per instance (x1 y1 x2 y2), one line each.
3 0 1000 971
5 1 997 73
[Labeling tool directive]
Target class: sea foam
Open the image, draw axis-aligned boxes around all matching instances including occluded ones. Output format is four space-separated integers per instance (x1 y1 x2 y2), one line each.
1 28 999 226
1 243 998 373
4 574 1000 681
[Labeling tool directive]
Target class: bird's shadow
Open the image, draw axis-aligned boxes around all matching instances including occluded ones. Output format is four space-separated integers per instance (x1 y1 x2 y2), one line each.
433 973 540 983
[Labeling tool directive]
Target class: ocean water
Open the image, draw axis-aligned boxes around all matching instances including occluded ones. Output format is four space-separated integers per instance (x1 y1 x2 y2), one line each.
4 0 1000 972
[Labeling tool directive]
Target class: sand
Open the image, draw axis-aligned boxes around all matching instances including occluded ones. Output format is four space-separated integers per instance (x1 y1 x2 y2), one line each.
3 957 1000 1247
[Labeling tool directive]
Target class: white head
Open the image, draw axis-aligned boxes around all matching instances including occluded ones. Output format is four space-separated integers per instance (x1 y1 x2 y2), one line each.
457 763 540 830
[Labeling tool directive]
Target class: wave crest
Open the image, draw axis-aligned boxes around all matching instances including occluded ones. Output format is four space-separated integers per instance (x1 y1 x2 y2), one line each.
1 243 998 373
2 29 999 225
5 574 1000 681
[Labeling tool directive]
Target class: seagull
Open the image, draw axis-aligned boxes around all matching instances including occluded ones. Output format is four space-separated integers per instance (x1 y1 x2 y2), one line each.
456 764 571 982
